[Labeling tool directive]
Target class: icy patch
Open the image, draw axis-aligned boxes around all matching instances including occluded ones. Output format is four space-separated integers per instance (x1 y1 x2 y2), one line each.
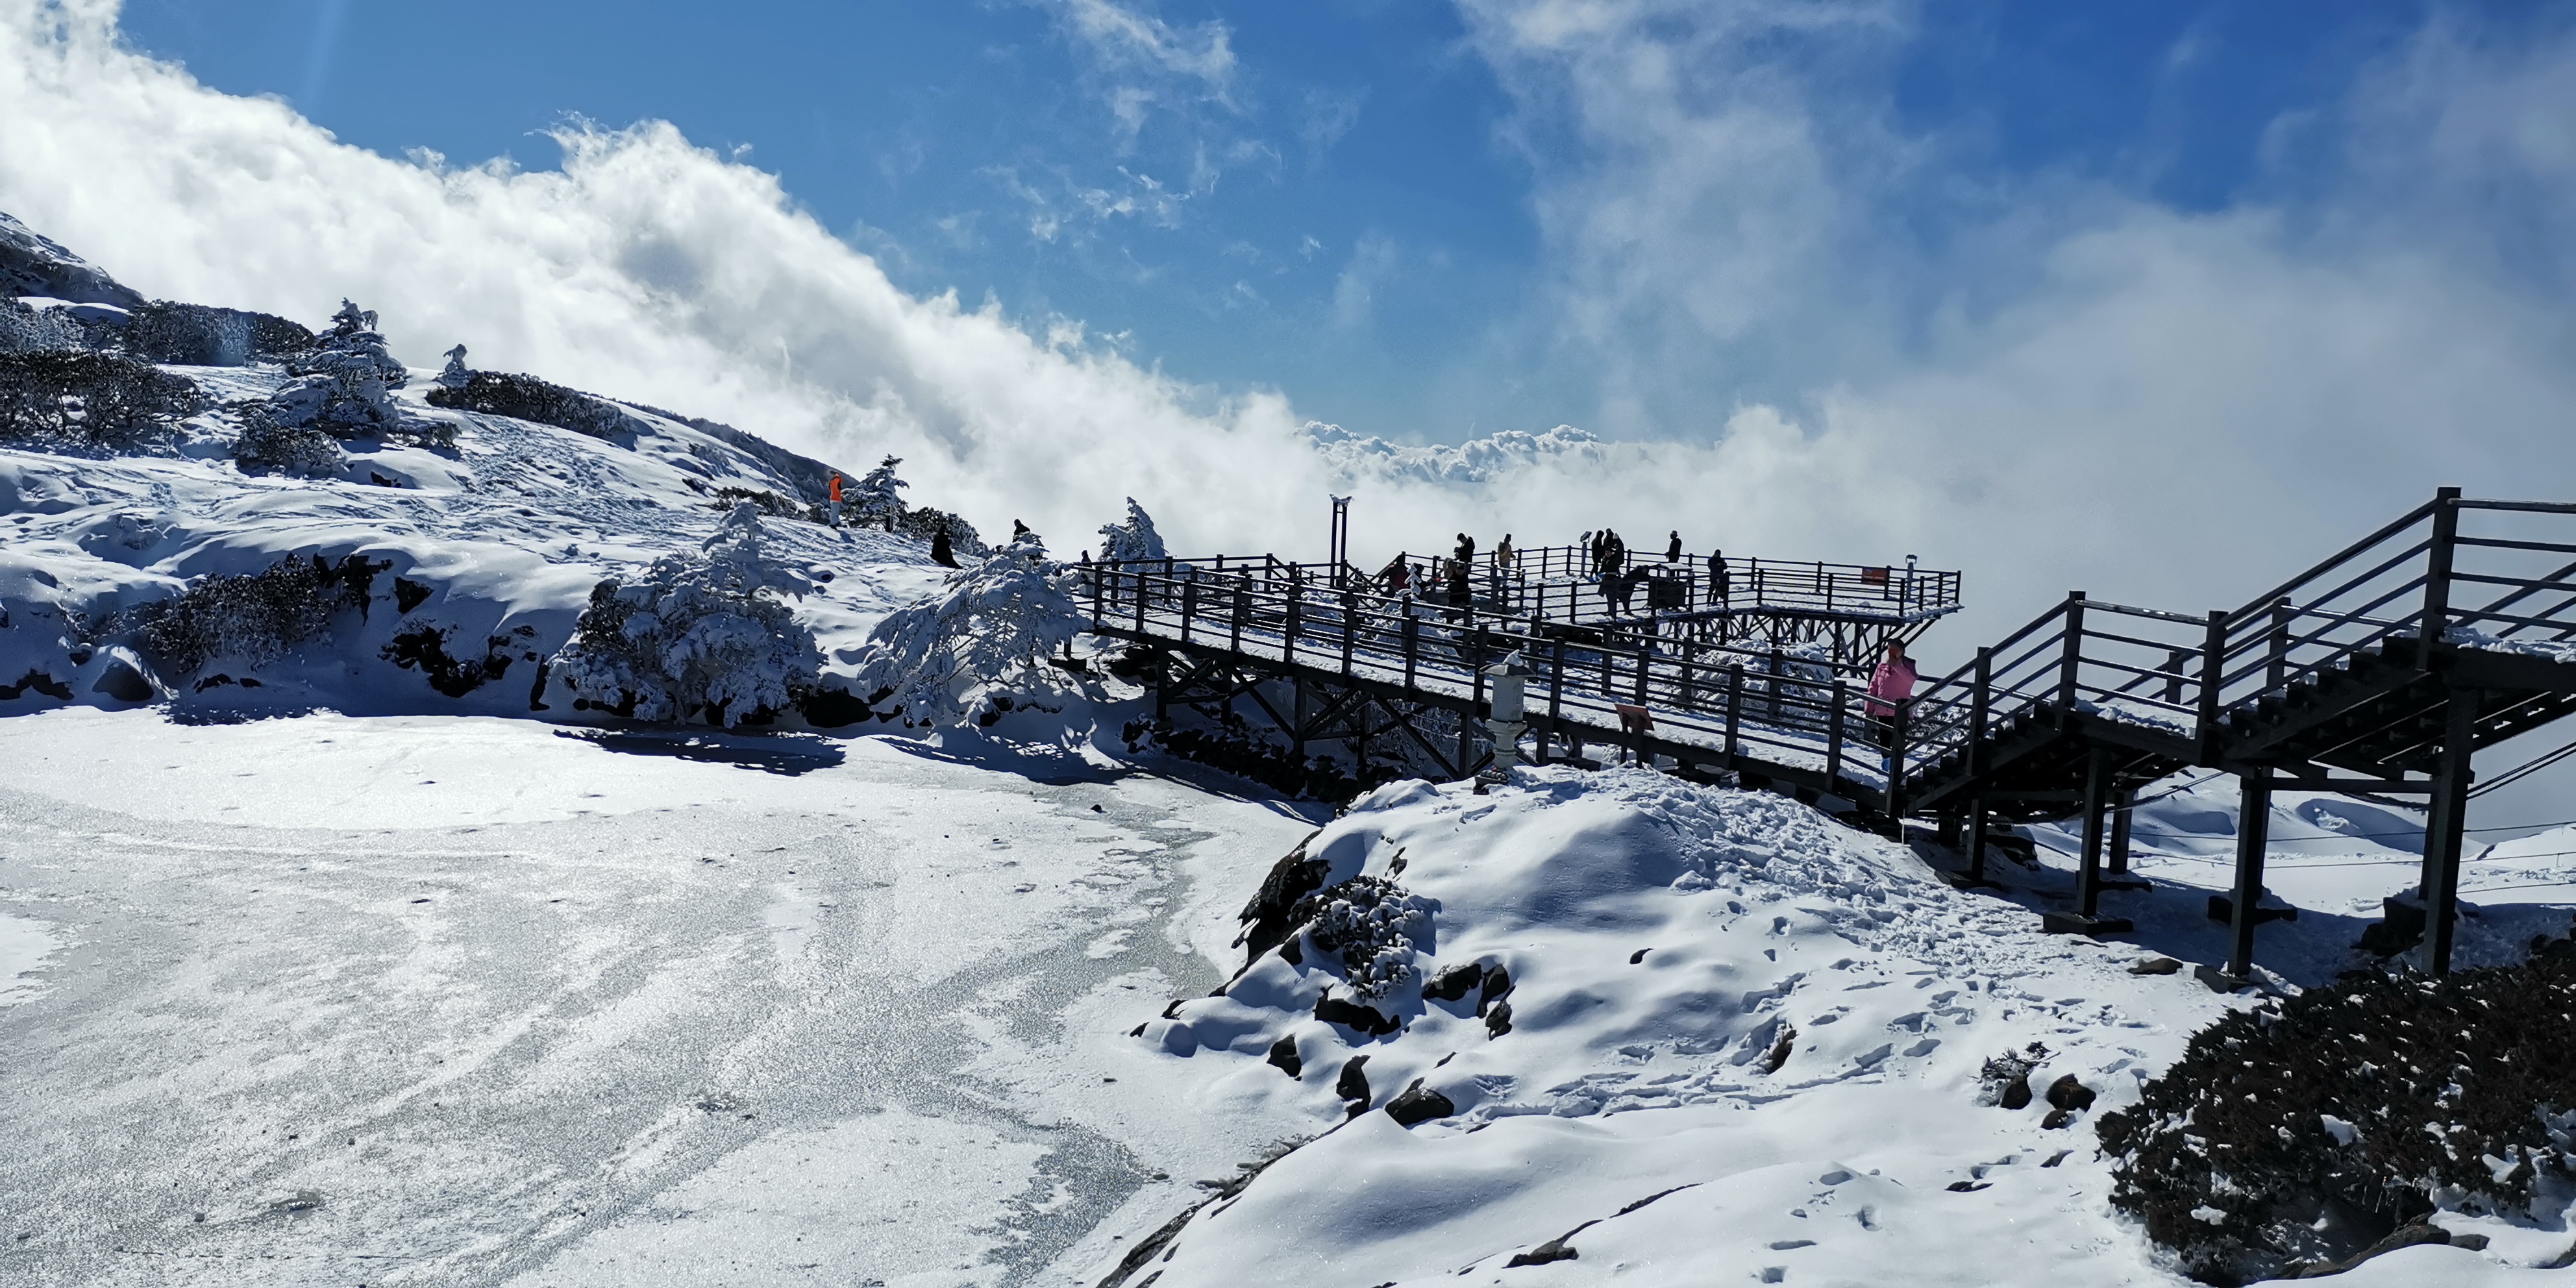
0 911 62 1006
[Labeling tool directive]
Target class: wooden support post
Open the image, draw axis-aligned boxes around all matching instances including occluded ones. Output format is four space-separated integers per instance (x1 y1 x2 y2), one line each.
1180 576 1196 646
1231 580 1246 654
1090 562 1104 628
2421 688 2478 975
2419 486 2463 670
2224 766 2273 980
1133 567 1147 636
1966 796 1990 885
1291 675 1307 762
2077 747 2109 919
2107 787 2135 875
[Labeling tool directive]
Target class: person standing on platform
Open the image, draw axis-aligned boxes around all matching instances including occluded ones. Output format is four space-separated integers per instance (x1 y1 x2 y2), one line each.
827 473 844 527
1709 549 1731 605
1493 534 1515 599
1866 639 1919 764
1666 530 1682 562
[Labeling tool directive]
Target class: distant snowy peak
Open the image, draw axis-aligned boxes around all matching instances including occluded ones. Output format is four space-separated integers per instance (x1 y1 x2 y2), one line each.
0 210 144 311
1305 421 1607 487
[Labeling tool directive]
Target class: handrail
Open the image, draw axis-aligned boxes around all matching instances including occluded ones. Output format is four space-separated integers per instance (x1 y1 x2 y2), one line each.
2222 499 2438 626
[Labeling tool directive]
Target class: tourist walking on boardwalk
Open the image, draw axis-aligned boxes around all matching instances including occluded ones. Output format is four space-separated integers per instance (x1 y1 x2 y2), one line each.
1446 552 1472 609
1708 549 1731 606
1589 529 1608 579
1666 530 1681 562
1380 553 1412 595
1493 534 1515 598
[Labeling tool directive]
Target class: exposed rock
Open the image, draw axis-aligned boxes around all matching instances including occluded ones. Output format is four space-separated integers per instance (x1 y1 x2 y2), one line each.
1265 1034 1302 1080
1335 1054 1370 1113
2046 1075 2096 1113
0 211 144 309
1315 992 1400 1037
1483 1000 1513 1039
1423 961 1483 1003
2287 1222 2453 1278
0 668 71 700
2128 956 2185 976
1385 1080 1455 1127
1476 963 1513 1017
1236 830 1330 965
2041 1108 2076 1130
1504 1238 1577 1267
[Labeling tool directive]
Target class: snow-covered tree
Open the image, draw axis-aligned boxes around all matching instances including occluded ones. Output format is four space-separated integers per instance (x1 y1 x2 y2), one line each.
545 504 821 727
847 534 1090 728
1096 497 1167 564
260 298 413 441
850 454 906 526
436 343 471 390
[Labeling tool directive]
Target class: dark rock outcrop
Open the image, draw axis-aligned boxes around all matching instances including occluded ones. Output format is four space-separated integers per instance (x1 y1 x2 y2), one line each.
1385 1080 1455 1127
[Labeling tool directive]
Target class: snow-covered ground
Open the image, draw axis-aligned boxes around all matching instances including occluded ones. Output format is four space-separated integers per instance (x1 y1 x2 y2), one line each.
0 707 1328 1287
1110 767 2576 1287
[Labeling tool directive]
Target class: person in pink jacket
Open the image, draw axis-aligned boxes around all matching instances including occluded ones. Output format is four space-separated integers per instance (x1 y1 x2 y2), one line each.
1866 639 1919 767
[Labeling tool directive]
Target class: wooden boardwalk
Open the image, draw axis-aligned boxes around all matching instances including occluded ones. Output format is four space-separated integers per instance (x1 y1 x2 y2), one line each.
1083 490 2576 976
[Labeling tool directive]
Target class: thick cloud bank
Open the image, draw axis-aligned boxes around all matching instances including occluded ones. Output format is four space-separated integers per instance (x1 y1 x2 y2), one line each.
5 1 2575 642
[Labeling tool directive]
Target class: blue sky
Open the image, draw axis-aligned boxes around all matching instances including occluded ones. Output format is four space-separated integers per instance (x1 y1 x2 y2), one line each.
114 0 2516 444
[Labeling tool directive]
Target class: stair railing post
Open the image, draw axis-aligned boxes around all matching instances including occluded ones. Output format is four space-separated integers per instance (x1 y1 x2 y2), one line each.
1283 579 1300 667
1766 646 1784 725
2196 610 2226 764
1133 565 1148 636
1090 560 1105 630
2266 596 2292 691
1885 702 1909 833
1340 588 1356 676
2056 592 2087 725
1725 663 1743 761
1549 634 1568 762
1826 678 1847 789
1970 647 1992 780
1230 579 1246 654
2418 485 2464 671
1404 607 1420 692
1180 574 1196 646
1461 626 1486 775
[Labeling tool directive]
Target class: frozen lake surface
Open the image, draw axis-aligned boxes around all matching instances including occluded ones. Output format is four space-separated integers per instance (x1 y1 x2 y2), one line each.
0 708 1325 1287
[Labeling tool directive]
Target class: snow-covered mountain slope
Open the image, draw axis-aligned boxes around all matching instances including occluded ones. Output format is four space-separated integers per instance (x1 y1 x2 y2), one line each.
1107 767 2573 1286
0 358 951 721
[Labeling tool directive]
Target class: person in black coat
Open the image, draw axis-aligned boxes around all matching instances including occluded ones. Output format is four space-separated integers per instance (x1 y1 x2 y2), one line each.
1666 530 1682 562
930 524 960 568
1708 549 1730 604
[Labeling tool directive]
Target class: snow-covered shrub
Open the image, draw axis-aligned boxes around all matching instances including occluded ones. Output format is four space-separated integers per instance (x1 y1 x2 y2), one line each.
0 297 83 354
0 350 204 443
2098 938 2576 1283
849 454 906 526
847 534 1086 727
892 506 991 560
119 554 387 675
1096 497 1168 563
710 486 811 523
425 370 636 440
1287 874 1432 999
434 343 471 389
125 302 314 367
233 415 345 477
545 504 821 727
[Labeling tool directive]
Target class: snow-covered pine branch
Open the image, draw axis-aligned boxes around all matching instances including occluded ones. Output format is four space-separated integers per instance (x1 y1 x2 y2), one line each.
545 503 822 727
1096 497 1168 563
850 454 907 525
848 534 1091 728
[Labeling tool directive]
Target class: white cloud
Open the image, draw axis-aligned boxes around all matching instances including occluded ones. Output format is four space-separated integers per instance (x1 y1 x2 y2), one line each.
1050 0 1237 96
1332 232 1400 330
